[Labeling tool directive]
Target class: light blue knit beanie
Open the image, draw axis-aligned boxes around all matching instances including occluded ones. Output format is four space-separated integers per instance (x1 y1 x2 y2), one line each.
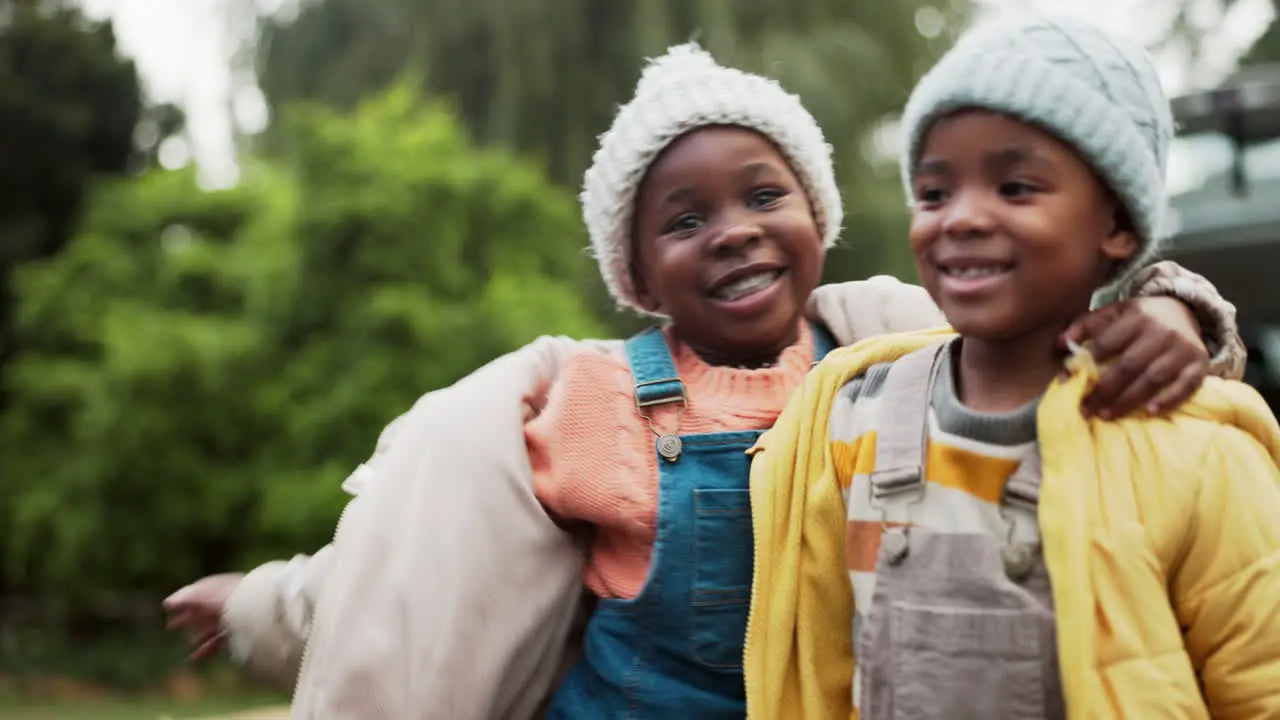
900 13 1174 285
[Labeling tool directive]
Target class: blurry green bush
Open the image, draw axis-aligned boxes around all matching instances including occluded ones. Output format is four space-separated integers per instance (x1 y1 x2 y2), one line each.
0 82 604 686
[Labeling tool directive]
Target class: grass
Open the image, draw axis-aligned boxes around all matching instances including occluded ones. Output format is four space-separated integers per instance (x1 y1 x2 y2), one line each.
0 624 288 719
0 695 286 720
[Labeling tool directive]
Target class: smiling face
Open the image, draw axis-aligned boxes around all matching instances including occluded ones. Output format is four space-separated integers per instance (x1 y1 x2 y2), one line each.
909 110 1139 342
631 126 825 365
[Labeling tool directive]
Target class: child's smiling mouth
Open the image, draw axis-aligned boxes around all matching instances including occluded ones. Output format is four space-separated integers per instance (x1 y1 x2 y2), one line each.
706 262 788 315
936 258 1015 297
713 268 784 301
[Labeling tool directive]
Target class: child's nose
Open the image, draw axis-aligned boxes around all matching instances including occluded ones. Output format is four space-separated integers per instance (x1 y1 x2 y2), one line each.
941 190 997 238
709 219 764 252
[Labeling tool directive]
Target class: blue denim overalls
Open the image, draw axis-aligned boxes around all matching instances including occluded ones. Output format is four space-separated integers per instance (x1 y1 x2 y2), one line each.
547 323 836 719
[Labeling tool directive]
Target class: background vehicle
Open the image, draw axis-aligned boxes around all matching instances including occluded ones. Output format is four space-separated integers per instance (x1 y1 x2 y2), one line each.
1168 65 1280 409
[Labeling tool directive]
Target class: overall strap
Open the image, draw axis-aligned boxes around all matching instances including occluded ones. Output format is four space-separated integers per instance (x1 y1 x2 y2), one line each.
869 342 1044 509
624 327 686 409
625 327 687 461
1003 446 1042 514
810 321 837 365
868 344 947 505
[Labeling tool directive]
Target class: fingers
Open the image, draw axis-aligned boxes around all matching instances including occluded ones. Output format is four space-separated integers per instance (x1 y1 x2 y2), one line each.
164 578 227 617
166 604 220 649
1060 303 1123 349
1080 304 1146 365
166 608 214 629
164 596 210 625
189 630 227 662
1092 350 1179 419
165 577 234 661
1142 360 1209 416
166 609 192 630
1082 322 1168 418
1071 298 1211 419
162 585 193 612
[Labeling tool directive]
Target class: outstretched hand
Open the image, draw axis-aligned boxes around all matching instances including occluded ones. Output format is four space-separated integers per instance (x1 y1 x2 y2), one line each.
1061 296 1209 420
163 573 243 662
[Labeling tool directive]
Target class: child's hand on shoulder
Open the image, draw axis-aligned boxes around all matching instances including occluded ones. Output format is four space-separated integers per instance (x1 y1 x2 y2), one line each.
1061 296 1209 420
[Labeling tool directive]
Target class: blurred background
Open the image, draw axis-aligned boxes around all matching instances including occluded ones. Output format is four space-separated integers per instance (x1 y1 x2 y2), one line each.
0 0 1277 716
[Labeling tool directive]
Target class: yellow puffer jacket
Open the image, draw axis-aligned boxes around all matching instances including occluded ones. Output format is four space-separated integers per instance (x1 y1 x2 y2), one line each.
743 328 1280 720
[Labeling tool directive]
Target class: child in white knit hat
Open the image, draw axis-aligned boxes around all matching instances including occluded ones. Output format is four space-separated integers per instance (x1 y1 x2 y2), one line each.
747 13 1280 720
169 39 1245 718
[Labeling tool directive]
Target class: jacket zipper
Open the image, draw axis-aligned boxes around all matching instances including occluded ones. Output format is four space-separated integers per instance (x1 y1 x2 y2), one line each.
742 437 770 720
290 494 387 717
742 351 824 719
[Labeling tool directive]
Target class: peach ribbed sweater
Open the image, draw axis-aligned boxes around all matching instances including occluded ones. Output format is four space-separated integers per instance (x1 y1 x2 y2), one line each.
525 323 817 599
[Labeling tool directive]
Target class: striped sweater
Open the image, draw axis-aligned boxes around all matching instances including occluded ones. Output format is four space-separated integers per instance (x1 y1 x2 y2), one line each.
828 339 1048 709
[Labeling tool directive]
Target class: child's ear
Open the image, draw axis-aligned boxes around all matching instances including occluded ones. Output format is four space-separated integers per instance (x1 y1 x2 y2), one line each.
1101 209 1139 264
1101 228 1138 263
631 268 663 314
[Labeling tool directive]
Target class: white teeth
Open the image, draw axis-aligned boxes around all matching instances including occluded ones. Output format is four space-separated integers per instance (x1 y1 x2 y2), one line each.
715 271 779 301
943 266 1007 278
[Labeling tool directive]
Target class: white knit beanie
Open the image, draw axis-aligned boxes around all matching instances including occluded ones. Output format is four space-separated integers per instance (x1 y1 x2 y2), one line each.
582 43 842 314
900 13 1174 285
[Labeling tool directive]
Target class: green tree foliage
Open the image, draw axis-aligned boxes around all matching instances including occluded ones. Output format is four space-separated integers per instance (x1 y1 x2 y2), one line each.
0 1 147 364
257 0 971 298
0 82 603 617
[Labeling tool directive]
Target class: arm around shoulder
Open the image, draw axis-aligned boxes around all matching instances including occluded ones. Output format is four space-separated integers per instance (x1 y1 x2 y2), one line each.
1173 424 1280 719
806 277 946 347
1125 261 1246 379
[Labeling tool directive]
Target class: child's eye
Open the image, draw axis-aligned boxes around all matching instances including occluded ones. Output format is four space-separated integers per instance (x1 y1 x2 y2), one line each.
748 188 784 208
998 181 1036 199
666 213 704 234
915 186 948 206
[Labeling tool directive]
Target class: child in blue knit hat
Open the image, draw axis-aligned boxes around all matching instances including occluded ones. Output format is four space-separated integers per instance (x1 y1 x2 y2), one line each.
746 12 1280 719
